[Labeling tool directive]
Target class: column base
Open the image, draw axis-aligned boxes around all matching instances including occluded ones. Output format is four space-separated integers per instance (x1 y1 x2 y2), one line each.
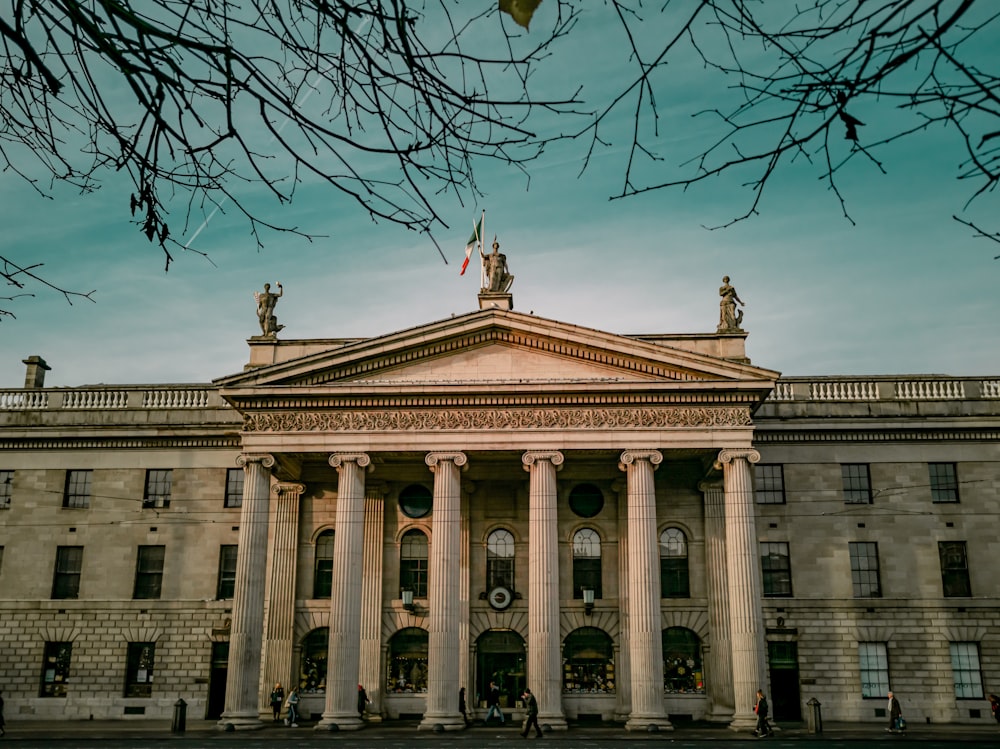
315 714 365 731
625 716 673 732
728 715 758 731
216 715 266 731
705 703 735 723
418 714 467 731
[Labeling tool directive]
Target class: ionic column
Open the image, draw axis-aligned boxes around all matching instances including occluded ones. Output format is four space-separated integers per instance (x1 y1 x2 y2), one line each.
717 448 766 732
612 478 632 722
318 453 371 731
618 450 671 731
522 451 567 731
218 453 274 730
700 479 735 722
359 483 386 721
459 482 474 719
259 481 305 717
419 452 467 731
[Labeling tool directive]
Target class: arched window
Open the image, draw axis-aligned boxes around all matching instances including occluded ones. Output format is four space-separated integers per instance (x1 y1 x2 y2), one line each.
400 529 428 598
313 529 334 599
662 627 704 693
387 627 428 693
660 527 690 598
299 628 328 694
486 529 515 591
563 627 615 693
572 528 602 599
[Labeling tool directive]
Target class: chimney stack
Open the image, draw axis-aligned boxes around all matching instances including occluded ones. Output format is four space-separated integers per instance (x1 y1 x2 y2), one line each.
23 356 50 389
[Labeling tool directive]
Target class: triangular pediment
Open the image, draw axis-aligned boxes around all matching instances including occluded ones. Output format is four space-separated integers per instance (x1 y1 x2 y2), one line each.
216 309 778 393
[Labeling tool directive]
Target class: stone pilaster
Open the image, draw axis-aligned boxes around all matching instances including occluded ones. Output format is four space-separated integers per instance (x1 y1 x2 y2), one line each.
259 481 305 717
717 448 766 732
618 450 671 731
218 453 274 730
419 452 467 731
318 453 371 731
612 478 632 722
700 479 735 722
359 483 386 721
522 451 567 730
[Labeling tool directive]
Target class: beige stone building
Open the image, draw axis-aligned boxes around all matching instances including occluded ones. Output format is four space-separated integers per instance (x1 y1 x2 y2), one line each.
0 288 997 730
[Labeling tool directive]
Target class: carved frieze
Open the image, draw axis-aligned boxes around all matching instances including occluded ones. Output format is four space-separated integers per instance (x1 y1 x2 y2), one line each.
243 406 752 432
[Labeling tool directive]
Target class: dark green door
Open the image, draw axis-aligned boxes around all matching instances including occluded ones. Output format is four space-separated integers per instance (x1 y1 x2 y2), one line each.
768 641 801 721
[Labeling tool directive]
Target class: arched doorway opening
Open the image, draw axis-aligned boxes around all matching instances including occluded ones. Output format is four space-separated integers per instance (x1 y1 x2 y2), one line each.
476 629 525 709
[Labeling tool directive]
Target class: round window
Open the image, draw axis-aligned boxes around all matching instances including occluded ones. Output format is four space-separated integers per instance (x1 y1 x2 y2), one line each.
568 483 604 518
398 484 432 518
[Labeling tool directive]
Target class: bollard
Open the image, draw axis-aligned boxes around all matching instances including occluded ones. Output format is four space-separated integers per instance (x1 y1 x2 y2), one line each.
171 698 187 733
806 697 822 734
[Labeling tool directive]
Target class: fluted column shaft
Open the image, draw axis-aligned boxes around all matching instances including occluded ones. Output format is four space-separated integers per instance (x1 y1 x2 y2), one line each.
320 453 370 730
359 485 386 720
718 448 766 731
219 453 274 729
260 482 305 716
419 452 466 730
612 478 632 722
700 479 735 721
523 451 567 730
619 450 671 731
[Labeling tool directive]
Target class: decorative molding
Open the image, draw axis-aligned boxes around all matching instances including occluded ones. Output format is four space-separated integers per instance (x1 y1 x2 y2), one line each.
754 428 1000 444
618 449 664 468
522 451 565 471
425 452 468 469
237 453 275 469
273 482 306 498
244 406 752 433
716 448 761 465
0 436 240 451
328 453 372 470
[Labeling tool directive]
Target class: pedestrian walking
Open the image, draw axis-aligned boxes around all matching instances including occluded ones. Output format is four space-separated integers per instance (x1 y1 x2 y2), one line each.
269 682 284 722
753 689 773 738
357 684 370 718
285 687 300 727
989 694 1000 724
887 691 904 733
459 686 470 726
520 688 542 738
0 688 6 737
485 681 504 724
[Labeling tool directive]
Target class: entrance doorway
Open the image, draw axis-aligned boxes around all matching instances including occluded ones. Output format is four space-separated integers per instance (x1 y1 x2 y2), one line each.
206 641 229 720
476 630 525 709
767 641 801 721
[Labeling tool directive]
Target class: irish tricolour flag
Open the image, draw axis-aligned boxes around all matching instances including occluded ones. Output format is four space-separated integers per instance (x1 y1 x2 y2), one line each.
460 212 484 276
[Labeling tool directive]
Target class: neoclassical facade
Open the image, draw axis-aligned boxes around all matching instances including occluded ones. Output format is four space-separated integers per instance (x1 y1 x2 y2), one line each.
0 291 997 730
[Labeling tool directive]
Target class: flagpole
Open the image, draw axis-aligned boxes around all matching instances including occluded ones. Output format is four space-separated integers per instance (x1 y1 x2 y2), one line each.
480 209 487 289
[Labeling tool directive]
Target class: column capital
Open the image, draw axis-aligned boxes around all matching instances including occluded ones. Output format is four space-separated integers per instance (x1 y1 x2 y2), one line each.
329 453 372 471
617 449 663 471
521 450 564 472
237 453 275 469
715 448 761 467
425 451 468 470
272 482 306 498
698 478 724 493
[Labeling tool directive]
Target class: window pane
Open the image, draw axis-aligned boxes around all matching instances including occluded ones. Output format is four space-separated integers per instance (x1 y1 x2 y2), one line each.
486 529 515 591
573 529 602 599
63 470 92 509
663 627 704 693
134 545 165 599
143 469 173 509
0 470 13 509
859 642 889 698
761 542 792 597
40 642 72 697
842 464 872 504
660 528 689 598
388 627 428 693
313 530 334 599
950 642 984 699
125 642 155 698
52 546 83 599
929 463 959 503
939 541 971 597
849 542 882 598
217 545 238 600
400 530 428 597
563 627 614 694
300 628 329 694
224 468 244 508
755 465 785 504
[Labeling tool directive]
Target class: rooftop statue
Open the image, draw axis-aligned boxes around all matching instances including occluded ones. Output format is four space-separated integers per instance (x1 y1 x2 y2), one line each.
254 282 284 337
717 275 744 332
482 239 514 294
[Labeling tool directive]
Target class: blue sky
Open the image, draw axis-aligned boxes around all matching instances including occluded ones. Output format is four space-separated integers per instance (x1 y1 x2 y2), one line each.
1 3 998 388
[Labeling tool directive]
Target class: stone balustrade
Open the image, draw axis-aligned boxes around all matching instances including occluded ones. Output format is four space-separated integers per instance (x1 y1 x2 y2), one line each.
0 386 221 410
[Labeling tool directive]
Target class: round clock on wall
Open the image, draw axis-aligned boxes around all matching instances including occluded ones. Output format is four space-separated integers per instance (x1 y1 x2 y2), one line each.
488 586 513 610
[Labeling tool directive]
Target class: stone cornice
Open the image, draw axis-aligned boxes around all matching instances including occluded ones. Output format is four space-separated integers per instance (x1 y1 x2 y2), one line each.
243 406 753 433
754 428 1000 443
0 436 241 450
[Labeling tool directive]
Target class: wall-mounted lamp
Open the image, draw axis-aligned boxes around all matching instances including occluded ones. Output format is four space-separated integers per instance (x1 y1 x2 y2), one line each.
402 589 415 612
582 587 595 616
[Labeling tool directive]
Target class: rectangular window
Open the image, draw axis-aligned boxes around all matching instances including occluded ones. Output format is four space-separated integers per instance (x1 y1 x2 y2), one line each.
52 546 83 599
0 545 4 574
40 641 72 697
0 469 12 509
929 463 959 503
133 545 165 599
842 464 872 504
760 542 792 597
125 642 156 698
224 468 244 508
859 642 889 698
755 464 786 504
849 542 882 598
63 469 92 509
217 545 238 600
939 541 971 597
143 469 172 509
950 642 984 699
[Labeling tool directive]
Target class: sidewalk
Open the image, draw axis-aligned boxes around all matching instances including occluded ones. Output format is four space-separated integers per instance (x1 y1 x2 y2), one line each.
3 718 999 742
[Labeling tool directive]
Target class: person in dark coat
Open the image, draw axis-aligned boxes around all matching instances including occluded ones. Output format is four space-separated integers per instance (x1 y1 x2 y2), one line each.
485 681 504 723
520 688 542 738
459 686 470 726
357 684 370 717
754 689 773 737
989 694 1000 724
0 688 6 737
887 691 903 733
269 682 284 722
